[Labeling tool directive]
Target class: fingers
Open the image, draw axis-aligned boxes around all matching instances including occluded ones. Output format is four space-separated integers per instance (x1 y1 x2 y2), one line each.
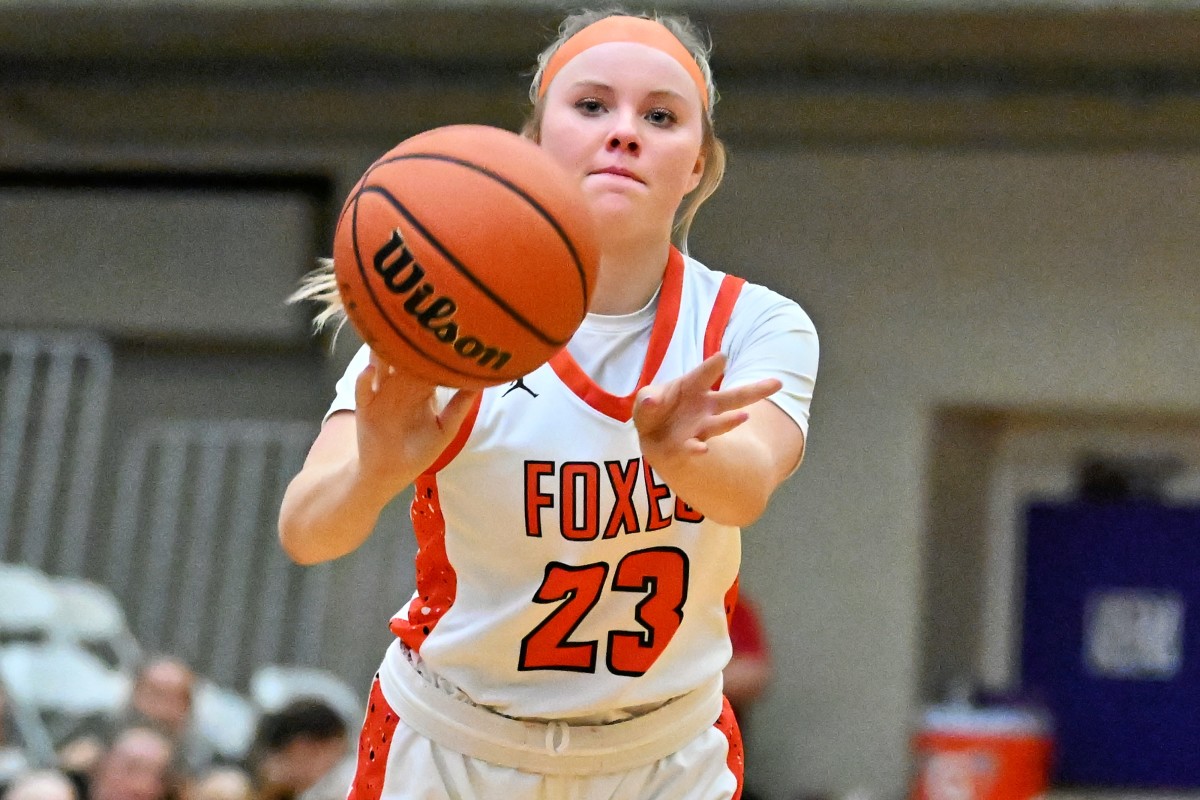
695 409 752 442
685 353 728 391
358 349 396 403
636 355 722 416
635 355 781 440
359 349 442 405
711 377 782 414
367 349 394 385
633 384 670 428
682 354 781 411
673 410 752 457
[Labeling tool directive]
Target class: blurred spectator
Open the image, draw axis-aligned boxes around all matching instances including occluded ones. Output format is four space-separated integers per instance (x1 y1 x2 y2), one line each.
129 658 194 740
1 770 78 800
724 595 772 723
249 699 349 800
60 655 211 778
724 594 773 800
0 686 31 788
183 766 252 800
83 725 175 800
297 755 355 800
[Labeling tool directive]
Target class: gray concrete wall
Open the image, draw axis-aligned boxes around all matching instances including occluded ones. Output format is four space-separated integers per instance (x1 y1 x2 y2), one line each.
688 149 1200 797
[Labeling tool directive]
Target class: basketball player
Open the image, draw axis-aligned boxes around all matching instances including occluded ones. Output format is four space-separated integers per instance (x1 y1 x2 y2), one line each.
280 10 819 799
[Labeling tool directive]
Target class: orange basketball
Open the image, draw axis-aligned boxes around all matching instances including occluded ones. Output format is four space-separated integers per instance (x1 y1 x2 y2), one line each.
333 125 599 389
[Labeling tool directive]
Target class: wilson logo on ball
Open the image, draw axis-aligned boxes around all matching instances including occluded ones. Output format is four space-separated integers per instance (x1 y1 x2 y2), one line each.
373 230 513 372
332 125 600 388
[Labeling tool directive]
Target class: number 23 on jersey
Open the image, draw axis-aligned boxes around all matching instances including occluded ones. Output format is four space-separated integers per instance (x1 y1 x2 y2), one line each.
518 546 689 677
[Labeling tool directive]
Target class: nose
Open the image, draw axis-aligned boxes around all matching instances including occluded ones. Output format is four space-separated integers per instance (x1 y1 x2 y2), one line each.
607 135 639 154
606 111 640 155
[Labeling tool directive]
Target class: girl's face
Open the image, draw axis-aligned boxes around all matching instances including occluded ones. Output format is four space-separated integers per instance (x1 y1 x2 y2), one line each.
538 42 706 242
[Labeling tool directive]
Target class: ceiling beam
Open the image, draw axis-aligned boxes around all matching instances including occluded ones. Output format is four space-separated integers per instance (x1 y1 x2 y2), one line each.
2 6 1200 152
2 6 1200 72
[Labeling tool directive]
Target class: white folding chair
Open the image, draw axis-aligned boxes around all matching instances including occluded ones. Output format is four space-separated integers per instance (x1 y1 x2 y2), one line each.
250 664 364 729
0 744 31 787
0 671 49 770
0 641 130 749
47 575 142 674
0 563 59 642
191 680 259 762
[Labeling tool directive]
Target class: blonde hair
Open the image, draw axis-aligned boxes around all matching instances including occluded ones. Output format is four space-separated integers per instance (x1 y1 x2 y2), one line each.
288 255 342 335
522 8 727 251
290 8 728 333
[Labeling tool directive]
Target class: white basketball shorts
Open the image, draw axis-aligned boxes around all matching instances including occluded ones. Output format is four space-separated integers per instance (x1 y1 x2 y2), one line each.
344 642 745 800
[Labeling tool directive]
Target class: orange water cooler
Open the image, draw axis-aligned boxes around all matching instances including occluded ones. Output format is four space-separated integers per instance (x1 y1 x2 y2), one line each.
912 705 1054 800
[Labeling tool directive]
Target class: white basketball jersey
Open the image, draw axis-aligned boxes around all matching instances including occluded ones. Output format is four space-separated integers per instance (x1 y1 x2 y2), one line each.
333 248 818 721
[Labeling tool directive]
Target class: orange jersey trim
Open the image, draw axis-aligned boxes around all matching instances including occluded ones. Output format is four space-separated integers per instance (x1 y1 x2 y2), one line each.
390 393 479 653
703 275 746 360
549 247 685 422
704 274 746 389
391 473 457 652
425 394 482 475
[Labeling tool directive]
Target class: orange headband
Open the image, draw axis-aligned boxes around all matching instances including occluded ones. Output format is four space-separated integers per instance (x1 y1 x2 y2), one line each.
538 16 709 109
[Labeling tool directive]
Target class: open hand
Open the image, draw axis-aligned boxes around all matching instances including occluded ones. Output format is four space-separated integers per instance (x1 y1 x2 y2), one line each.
633 353 781 470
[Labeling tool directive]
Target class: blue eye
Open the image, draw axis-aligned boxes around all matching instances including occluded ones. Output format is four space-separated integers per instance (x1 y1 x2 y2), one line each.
646 108 677 125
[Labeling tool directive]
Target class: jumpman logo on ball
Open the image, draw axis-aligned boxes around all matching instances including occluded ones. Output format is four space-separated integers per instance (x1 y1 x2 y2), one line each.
502 377 538 398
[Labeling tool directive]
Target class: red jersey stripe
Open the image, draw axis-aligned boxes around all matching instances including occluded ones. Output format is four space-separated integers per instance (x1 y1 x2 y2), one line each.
703 274 746 359
391 474 457 652
704 274 746 388
425 394 482 475
549 247 685 422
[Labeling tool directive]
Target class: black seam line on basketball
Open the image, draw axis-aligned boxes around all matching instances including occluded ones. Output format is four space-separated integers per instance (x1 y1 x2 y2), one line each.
351 190 501 382
374 151 591 308
361 185 569 348
338 156 389 231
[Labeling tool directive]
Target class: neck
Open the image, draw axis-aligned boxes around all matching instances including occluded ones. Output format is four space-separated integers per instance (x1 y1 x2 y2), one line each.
588 240 673 315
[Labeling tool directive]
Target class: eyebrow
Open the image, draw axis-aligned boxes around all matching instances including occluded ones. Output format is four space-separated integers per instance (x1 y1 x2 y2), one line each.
568 80 688 102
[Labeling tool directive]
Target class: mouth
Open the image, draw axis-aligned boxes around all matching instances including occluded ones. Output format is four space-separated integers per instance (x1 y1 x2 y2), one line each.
590 167 645 184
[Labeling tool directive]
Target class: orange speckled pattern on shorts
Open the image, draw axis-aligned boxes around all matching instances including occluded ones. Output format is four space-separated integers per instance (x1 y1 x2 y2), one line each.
717 695 745 800
347 676 399 800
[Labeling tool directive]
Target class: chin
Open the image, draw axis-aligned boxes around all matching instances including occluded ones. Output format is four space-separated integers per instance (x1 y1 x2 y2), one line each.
588 195 647 225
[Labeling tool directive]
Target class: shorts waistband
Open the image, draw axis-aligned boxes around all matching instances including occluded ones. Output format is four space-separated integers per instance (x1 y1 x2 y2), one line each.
377 639 723 776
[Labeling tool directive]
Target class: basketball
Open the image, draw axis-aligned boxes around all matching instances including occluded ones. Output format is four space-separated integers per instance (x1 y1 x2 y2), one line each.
333 124 600 389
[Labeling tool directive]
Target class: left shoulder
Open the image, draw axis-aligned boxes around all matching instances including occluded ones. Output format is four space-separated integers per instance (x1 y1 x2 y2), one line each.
682 254 815 332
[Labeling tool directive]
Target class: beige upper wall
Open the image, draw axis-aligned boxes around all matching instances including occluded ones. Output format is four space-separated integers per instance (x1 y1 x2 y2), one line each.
690 149 1200 796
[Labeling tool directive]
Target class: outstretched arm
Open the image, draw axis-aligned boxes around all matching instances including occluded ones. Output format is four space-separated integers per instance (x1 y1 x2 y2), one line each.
633 353 804 527
278 352 478 565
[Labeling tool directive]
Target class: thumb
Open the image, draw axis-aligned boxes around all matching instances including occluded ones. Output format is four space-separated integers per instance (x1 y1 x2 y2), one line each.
436 388 480 434
355 364 378 407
